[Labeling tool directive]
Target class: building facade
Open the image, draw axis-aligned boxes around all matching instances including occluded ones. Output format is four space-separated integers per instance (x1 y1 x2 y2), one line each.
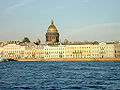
0 42 120 59
44 45 66 59
24 45 44 59
65 45 92 58
0 47 3 57
1 44 25 59
91 42 119 58
115 42 120 58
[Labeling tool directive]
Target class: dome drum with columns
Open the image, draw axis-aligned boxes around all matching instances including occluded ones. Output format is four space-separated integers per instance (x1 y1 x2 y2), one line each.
46 20 59 44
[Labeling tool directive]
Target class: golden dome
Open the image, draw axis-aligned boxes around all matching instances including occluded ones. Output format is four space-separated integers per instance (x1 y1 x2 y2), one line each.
47 20 58 32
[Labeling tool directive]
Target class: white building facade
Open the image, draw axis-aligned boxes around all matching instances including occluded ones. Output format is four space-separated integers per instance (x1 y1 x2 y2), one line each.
91 42 119 58
44 45 66 59
24 45 44 59
1 44 26 59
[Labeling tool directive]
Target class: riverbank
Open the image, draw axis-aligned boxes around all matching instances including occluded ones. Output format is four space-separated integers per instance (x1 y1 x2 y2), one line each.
18 58 120 61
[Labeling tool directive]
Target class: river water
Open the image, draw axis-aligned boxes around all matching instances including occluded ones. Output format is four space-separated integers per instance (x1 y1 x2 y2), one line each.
0 61 120 90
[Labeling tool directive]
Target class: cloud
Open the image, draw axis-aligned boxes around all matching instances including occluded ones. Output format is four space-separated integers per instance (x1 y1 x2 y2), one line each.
62 23 120 41
4 3 24 14
81 22 120 30
4 0 33 14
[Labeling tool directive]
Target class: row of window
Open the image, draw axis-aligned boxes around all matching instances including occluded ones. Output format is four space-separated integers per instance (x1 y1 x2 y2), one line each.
92 50 113 53
67 50 91 53
3 51 23 53
45 55 64 58
25 52 42 54
67 47 91 49
45 48 65 50
2 55 22 58
45 51 65 54
92 54 113 56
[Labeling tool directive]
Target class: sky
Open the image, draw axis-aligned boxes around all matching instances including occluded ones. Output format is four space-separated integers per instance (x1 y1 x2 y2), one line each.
0 0 120 43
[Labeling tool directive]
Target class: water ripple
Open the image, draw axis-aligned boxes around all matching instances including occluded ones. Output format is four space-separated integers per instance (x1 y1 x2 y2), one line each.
0 61 120 89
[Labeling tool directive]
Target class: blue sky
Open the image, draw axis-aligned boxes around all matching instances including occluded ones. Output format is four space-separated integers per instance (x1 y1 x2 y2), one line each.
0 0 120 43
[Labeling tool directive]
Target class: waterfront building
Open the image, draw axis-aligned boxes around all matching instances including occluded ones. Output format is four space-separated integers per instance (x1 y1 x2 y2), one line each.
0 47 3 57
0 42 120 59
65 45 92 58
45 20 59 44
91 42 120 58
1 44 26 59
114 42 120 58
24 45 44 59
44 45 66 59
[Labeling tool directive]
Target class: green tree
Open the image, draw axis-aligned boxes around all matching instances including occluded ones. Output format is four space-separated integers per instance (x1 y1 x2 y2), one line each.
22 37 30 43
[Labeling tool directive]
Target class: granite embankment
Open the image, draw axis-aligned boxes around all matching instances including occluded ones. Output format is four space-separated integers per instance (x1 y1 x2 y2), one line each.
18 58 120 61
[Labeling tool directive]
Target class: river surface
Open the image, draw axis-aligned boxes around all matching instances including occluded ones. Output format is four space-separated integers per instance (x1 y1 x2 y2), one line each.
0 61 120 90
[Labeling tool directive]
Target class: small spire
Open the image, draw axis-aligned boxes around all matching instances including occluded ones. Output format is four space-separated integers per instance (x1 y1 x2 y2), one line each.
51 19 54 25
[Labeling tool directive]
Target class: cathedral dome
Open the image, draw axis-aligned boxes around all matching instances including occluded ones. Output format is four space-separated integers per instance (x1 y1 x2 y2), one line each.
46 20 59 44
47 20 58 32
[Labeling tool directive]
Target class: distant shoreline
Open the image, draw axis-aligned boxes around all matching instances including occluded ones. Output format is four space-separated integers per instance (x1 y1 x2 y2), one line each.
18 58 120 61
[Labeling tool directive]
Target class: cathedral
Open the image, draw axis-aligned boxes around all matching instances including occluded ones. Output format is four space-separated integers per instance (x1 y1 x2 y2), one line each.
45 20 59 44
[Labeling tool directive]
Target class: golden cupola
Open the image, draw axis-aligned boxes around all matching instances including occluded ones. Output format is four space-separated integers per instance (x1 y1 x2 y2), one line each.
46 20 59 44
47 20 58 32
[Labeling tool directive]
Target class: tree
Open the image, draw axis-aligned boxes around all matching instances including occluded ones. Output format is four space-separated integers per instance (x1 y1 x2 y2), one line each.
22 37 30 43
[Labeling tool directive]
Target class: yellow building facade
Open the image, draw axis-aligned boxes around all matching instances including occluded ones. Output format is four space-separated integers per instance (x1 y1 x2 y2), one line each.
115 42 120 58
65 45 92 58
0 47 3 57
